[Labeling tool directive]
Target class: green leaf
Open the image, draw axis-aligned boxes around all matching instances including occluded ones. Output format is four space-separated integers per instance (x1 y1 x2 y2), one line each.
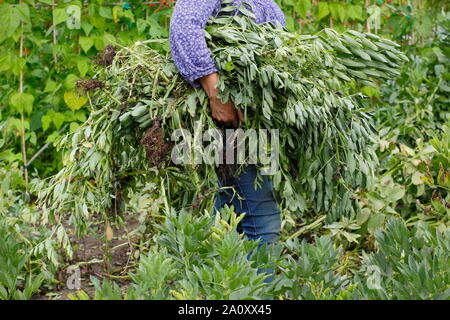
356 210 370 225
53 8 68 26
64 74 79 90
411 171 425 185
16 3 31 24
103 33 116 46
296 0 312 19
99 6 113 20
41 115 52 132
0 54 12 72
30 112 43 131
387 186 406 202
94 36 105 51
10 57 26 76
77 59 89 77
52 113 66 130
45 131 60 144
9 92 34 114
75 110 86 122
225 61 235 71
367 193 384 211
337 4 346 22
136 18 148 35
186 93 197 117
64 91 88 111
63 110 76 122
325 163 334 183
316 2 330 21
285 14 295 31
69 122 80 133
361 86 379 98
329 2 339 20
342 231 361 243
8 117 29 132
148 20 164 38
347 4 364 21
79 37 94 53
368 213 385 233
44 80 58 93
0 4 21 43
81 20 94 36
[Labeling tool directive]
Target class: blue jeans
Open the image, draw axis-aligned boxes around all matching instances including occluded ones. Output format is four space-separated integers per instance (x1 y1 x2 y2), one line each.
213 165 281 282
214 165 281 243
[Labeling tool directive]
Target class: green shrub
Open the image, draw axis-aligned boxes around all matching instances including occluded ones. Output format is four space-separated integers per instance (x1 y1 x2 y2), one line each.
354 217 450 299
0 222 45 300
274 236 352 300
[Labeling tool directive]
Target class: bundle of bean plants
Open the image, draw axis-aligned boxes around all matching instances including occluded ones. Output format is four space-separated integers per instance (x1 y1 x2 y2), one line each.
36 2 408 245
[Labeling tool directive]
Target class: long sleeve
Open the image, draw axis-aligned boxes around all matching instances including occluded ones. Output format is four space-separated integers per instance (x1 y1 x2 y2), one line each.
169 0 286 88
169 0 222 88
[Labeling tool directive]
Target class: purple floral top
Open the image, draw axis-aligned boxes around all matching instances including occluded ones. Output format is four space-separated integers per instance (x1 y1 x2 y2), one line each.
169 0 286 88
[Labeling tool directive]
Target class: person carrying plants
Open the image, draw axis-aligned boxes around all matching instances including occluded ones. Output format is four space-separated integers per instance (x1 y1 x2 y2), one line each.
169 1 286 251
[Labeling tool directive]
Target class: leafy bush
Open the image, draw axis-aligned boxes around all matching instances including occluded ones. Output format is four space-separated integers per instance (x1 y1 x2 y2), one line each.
354 217 450 300
90 277 127 300
273 236 352 300
359 123 450 223
148 206 276 299
0 222 45 300
79 208 450 301
376 15 449 144
0 164 63 300
84 205 277 300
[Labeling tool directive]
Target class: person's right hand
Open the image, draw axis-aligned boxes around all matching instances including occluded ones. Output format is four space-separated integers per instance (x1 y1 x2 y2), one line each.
209 96 244 128
199 72 244 128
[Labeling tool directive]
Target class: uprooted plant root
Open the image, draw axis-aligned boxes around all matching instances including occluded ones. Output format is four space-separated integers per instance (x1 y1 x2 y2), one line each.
215 128 240 183
140 119 172 168
93 45 118 66
76 79 105 91
216 163 238 183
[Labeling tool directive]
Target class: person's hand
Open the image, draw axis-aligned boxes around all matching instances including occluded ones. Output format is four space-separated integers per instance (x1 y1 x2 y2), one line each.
199 72 244 128
209 96 244 128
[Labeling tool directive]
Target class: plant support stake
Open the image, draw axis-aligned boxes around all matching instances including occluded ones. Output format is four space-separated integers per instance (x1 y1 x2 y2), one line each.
19 26 28 185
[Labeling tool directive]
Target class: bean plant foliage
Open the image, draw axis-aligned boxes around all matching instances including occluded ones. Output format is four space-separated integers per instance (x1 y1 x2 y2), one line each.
0 0 449 302
72 214 450 300
36 0 409 246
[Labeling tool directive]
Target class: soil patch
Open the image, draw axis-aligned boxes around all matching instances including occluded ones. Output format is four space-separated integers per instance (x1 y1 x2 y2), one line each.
33 215 140 300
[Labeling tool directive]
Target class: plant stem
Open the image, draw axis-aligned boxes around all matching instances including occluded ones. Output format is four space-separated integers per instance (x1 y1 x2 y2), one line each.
365 0 371 33
19 29 28 185
52 4 57 64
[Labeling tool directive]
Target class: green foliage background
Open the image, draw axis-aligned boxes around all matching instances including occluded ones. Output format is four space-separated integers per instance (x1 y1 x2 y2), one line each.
0 0 449 300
